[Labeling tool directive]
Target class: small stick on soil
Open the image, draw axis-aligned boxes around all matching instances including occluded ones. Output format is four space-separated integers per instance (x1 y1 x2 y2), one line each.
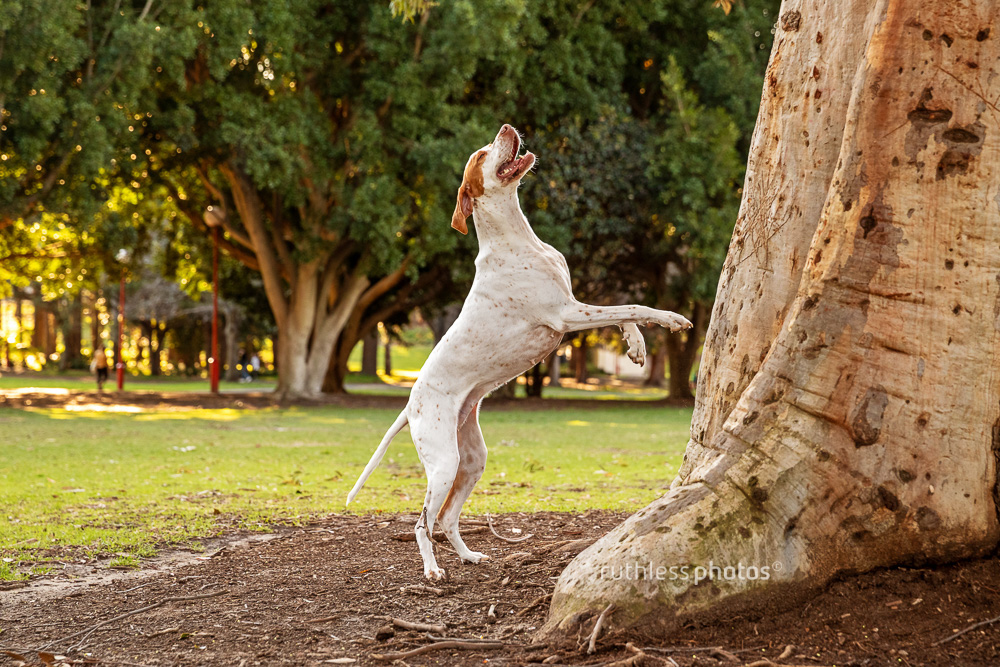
117 582 156 594
932 613 1000 646
425 633 504 643
778 644 796 660
38 589 228 652
371 640 503 661
586 603 616 655
307 616 340 624
391 527 487 542
487 604 498 624
709 647 739 662
643 645 724 654
603 642 652 667
148 626 180 638
487 513 534 543
399 584 446 597
378 616 448 634
516 593 552 617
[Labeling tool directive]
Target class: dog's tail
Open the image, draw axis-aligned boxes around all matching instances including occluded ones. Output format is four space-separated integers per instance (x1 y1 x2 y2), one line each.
346 410 408 505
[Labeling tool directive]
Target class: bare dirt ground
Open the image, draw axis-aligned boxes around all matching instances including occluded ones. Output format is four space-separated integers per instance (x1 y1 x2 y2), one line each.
1 512 999 667
2 390 999 666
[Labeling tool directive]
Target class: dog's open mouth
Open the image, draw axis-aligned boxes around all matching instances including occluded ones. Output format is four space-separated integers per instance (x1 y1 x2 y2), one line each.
496 133 533 183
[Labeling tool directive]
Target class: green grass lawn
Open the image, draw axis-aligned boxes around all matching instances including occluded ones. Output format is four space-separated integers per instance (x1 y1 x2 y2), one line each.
0 403 690 574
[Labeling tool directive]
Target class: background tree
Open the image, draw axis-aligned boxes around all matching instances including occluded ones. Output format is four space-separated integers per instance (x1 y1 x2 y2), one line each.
0 0 195 226
521 0 774 396
544 0 1000 636
137 0 537 398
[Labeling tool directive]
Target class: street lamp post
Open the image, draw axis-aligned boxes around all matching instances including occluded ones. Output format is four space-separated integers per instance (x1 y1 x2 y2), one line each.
204 207 224 394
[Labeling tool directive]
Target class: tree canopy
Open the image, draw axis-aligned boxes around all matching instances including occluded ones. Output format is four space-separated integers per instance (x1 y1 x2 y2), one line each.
2 0 778 396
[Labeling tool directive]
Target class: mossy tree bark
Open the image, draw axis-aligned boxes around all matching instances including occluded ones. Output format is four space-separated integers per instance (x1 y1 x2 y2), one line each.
545 0 1000 637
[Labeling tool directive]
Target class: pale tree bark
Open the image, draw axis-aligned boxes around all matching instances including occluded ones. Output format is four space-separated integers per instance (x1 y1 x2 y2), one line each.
544 0 1000 637
215 162 422 400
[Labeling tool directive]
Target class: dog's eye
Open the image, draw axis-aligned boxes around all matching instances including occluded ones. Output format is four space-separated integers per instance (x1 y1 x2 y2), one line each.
476 152 487 163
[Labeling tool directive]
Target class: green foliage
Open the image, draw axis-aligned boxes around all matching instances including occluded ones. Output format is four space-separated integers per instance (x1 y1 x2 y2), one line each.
2 0 779 389
518 0 777 316
0 0 199 222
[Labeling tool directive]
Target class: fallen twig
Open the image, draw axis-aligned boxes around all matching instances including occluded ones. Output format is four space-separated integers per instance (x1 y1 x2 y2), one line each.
117 582 156 594
378 616 447 634
643 645 714 654
38 589 228 652
586 603 616 655
147 626 180 638
516 593 553 617
709 646 738 662
487 513 534 543
487 603 498 624
391 526 487 542
933 613 1000 646
778 644 795 661
603 642 654 667
425 633 504 643
371 640 503 661
399 584 446 597
307 615 340 624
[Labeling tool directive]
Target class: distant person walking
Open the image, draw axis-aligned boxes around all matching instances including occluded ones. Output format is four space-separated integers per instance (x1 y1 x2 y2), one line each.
238 349 251 383
93 345 110 392
249 352 261 381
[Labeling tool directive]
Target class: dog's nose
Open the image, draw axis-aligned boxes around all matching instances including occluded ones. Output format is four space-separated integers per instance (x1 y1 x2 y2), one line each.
500 124 511 135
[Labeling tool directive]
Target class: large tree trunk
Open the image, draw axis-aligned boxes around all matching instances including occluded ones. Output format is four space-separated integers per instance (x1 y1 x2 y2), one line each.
223 305 241 382
383 334 392 377
545 0 1000 638
664 302 706 400
547 348 561 388
572 335 589 383
322 268 448 394
361 329 379 376
149 325 167 376
58 292 83 371
221 163 376 400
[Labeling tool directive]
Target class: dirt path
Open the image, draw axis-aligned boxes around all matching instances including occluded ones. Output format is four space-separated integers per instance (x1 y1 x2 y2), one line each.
2 512 999 666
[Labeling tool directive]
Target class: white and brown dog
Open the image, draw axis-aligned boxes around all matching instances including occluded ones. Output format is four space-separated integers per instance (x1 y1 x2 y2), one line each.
348 124 692 580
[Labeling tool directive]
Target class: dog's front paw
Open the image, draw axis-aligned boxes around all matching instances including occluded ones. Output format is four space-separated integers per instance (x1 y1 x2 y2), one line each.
622 324 646 367
665 313 693 333
461 551 490 564
425 566 448 581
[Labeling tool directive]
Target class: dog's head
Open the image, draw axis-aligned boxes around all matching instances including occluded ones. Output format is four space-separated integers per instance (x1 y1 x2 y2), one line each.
451 124 535 234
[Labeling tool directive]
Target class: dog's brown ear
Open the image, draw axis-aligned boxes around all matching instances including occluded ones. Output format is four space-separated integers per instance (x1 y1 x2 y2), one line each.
451 151 486 234
451 187 472 235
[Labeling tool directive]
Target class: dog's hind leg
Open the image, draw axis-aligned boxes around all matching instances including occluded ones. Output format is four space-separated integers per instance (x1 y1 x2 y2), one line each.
437 401 489 564
410 412 461 581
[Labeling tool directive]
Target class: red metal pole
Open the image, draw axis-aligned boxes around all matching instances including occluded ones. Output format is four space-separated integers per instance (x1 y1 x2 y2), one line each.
210 226 220 393
117 268 125 391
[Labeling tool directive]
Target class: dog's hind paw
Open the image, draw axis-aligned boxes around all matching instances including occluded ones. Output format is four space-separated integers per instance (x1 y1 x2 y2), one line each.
425 566 448 581
461 551 490 564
